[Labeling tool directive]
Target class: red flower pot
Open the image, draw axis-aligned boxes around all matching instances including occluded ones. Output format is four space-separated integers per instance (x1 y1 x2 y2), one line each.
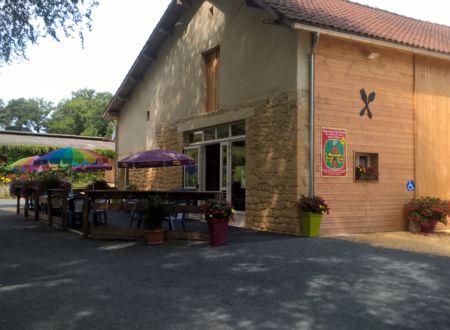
419 220 438 233
207 218 228 246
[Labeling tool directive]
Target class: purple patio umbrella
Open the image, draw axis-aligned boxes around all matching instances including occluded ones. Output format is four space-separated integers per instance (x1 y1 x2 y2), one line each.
72 163 113 171
118 149 195 168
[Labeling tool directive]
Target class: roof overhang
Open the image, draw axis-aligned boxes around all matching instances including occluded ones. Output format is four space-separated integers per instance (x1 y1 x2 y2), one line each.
103 0 192 120
292 22 450 62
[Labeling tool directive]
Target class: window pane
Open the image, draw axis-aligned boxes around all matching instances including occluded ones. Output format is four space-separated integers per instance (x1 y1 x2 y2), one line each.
231 140 245 211
231 122 245 136
221 144 227 190
184 148 199 188
191 131 203 143
204 127 216 141
217 125 229 139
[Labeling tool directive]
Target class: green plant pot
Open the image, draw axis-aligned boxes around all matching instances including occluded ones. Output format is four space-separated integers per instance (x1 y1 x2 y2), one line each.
300 212 322 237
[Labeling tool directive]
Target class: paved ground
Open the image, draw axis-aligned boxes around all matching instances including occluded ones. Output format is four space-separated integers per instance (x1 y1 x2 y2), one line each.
1 209 450 329
337 231 450 258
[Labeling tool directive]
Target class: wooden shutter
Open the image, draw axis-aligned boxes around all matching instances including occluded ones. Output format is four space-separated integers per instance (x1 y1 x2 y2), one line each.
204 48 220 113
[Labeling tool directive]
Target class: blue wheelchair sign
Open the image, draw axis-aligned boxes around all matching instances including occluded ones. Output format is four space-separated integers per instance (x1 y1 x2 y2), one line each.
407 180 415 192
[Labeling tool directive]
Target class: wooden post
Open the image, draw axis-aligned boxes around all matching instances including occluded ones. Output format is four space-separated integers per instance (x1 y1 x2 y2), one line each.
34 189 40 221
47 192 53 227
61 190 68 231
16 191 20 215
82 196 90 239
24 196 29 218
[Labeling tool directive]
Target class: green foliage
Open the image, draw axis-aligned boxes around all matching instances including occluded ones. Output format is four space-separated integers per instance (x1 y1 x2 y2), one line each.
36 172 71 192
405 197 450 226
94 149 116 159
0 98 53 132
298 195 330 215
203 199 235 221
46 89 113 137
0 145 58 162
142 195 170 230
0 0 99 63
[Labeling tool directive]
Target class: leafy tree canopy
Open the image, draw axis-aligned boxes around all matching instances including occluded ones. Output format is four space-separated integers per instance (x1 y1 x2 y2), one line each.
46 88 113 137
0 0 99 63
0 98 53 133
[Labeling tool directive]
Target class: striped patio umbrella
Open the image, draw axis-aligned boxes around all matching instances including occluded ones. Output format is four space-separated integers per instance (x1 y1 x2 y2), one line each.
37 148 111 168
5 156 48 172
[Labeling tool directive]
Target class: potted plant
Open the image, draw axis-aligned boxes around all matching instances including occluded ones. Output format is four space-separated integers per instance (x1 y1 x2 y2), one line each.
88 179 110 190
142 195 169 245
203 199 235 246
404 197 450 233
298 195 330 237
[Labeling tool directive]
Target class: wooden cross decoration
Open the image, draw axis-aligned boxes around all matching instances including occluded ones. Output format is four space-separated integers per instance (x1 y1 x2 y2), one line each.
359 88 376 119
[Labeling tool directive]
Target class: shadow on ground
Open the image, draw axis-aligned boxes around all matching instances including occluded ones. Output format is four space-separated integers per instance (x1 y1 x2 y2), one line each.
1 212 449 329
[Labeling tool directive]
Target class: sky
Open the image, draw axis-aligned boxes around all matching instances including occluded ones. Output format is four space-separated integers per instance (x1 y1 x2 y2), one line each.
0 0 449 105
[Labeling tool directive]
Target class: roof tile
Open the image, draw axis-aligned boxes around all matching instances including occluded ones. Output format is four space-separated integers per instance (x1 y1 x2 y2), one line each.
266 0 450 55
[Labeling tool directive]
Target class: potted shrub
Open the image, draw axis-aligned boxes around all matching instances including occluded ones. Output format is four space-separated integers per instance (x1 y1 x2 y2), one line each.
142 195 169 245
203 199 235 246
404 197 450 233
37 173 71 193
298 195 330 237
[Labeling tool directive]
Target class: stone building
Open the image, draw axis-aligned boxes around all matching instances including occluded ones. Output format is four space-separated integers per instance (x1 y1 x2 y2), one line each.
105 0 450 235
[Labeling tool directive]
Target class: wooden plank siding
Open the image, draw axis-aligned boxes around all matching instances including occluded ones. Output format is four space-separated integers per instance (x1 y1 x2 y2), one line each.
415 56 450 231
415 56 450 199
314 36 415 235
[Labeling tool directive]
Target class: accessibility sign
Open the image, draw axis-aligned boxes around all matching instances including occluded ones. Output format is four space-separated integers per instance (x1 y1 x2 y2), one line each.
406 180 415 192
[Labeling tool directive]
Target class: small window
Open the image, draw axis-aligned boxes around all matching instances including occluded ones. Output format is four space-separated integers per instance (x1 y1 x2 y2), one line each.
355 153 379 181
203 47 220 113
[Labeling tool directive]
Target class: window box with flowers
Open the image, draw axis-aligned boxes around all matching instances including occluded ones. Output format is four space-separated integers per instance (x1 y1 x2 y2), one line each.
355 165 379 181
404 197 450 233
355 152 379 181
203 199 235 246
297 195 330 237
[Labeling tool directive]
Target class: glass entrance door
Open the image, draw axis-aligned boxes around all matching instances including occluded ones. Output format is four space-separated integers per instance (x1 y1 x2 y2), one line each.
231 140 245 211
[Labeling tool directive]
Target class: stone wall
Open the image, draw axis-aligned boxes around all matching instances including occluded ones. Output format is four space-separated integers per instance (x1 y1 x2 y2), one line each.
246 91 300 235
123 91 308 236
128 125 184 191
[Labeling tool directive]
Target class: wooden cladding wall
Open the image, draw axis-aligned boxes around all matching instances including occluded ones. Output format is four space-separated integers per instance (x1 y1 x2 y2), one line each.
314 36 415 234
415 56 450 200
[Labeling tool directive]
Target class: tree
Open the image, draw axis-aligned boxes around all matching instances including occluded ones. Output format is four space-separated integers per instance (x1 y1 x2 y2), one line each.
0 0 99 63
0 98 53 132
46 88 113 137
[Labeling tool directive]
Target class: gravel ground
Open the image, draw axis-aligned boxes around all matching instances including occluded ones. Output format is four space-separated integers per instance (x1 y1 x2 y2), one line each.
335 231 450 257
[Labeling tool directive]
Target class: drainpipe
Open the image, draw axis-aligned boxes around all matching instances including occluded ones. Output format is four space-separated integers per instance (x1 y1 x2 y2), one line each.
309 32 320 197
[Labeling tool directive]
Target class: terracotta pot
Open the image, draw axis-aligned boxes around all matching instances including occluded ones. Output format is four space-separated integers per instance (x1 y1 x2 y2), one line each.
144 229 165 245
419 220 438 233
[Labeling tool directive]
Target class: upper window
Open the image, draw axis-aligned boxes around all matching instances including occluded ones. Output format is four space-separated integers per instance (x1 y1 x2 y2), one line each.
203 47 220 113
